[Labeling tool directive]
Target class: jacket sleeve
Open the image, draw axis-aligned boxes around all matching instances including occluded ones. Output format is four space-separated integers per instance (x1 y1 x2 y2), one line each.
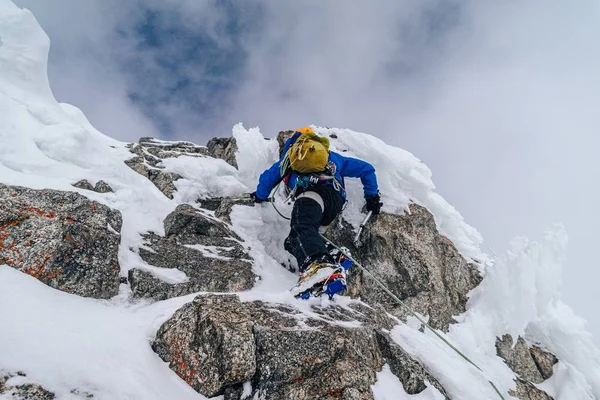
335 153 379 197
255 160 283 200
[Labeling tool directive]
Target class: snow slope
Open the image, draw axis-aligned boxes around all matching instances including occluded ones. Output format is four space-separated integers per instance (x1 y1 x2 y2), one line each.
1 1 599 399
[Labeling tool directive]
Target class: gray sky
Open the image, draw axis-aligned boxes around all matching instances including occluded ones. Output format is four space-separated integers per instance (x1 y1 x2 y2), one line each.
14 0 600 341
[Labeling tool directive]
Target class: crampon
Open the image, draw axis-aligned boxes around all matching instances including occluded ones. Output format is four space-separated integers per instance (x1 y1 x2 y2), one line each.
292 245 354 300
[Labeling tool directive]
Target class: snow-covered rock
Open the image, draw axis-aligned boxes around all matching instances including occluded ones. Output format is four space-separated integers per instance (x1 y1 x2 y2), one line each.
495 334 558 399
128 204 256 300
0 183 121 299
152 294 447 400
206 137 238 168
124 137 239 199
0 372 55 400
325 203 482 331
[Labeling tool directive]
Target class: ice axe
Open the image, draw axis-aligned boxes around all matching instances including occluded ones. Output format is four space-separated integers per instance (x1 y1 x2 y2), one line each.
353 211 373 247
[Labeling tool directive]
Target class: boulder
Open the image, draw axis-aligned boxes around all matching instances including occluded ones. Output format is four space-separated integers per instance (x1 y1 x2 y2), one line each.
496 334 558 400
124 144 182 199
94 180 113 193
510 379 554 400
128 205 256 300
0 184 121 299
196 195 255 224
206 137 238 168
496 335 545 384
72 179 94 191
153 294 448 400
530 345 559 381
496 334 558 385
0 372 55 400
72 179 114 194
276 130 295 157
325 203 482 331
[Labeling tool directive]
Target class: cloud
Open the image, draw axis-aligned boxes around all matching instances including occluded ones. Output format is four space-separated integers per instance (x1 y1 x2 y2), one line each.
14 0 159 141
12 0 600 340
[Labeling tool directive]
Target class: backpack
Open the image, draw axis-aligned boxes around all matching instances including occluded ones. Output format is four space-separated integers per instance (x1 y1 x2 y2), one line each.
286 131 330 173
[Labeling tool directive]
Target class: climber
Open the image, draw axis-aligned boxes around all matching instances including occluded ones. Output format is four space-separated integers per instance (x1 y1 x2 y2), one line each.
250 127 382 297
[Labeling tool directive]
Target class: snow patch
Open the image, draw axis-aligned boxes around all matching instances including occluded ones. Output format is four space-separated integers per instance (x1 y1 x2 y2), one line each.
184 244 235 261
371 364 445 399
0 266 204 400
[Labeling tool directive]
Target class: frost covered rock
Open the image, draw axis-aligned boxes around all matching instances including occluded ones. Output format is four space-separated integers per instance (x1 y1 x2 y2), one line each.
206 137 238 168
325 203 482 331
72 179 95 191
72 179 114 193
495 334 558 387
495 335 558 400
197 195 255 223
511 379 554 400
153 294 447 399
496 335 545 383
124 136 239 198
0 184 121 299
94 180 113 193
529 345 558 381
124 141 184 199
128 204 256 300
375 331 448 396
0 372 55 400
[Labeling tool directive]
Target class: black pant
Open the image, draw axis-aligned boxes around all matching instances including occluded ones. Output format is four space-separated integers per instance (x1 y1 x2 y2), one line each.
284 185 345 271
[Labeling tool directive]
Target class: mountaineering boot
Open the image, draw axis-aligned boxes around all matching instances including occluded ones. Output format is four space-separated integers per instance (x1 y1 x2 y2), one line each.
291 255 347 299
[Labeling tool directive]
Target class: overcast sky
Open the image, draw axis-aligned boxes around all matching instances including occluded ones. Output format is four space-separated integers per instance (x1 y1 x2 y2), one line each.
14 0 600 341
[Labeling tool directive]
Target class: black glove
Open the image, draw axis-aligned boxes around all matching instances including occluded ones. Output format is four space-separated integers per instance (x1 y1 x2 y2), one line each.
249 191 268 204
365 193 382 215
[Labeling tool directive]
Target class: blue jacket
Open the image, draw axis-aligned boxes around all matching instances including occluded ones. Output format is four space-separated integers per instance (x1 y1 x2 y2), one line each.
256 132 379 200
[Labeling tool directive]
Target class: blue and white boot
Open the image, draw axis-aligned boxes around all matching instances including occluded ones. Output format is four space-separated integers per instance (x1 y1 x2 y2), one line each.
292 257 348 299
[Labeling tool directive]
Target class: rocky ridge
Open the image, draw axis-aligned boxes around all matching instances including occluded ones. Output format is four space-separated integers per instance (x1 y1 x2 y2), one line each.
152 294 448 400
128 204 257 300
0 131 563 399
124 136 237 198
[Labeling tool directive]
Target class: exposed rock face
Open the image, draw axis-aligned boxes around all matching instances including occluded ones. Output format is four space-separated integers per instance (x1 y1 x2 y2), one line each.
0 184 121 299
125 136 239 199
325 203 482 331
128 204 256 300
496 335 545 384
72 179 114 193
197 195 255 224
124 139 188 199
0 372 55 400
511 379 553 400
276 130 295 156
375 331 447 395
153 294 448 400
530 345 559 381
206 137 238 168
496 334 558 400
